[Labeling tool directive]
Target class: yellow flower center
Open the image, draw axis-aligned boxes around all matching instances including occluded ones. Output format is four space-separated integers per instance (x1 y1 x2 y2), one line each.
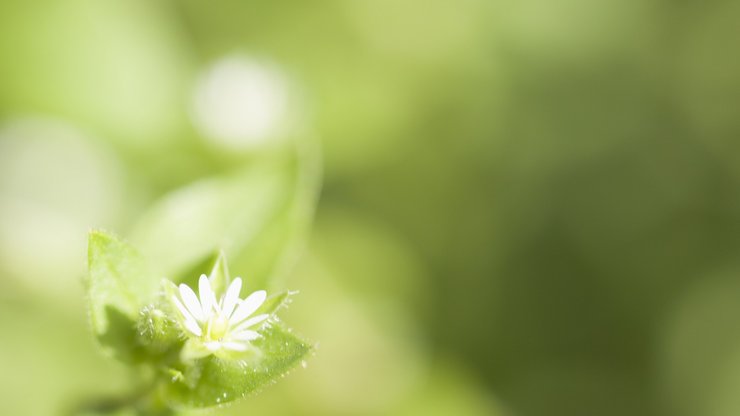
207 314 230 341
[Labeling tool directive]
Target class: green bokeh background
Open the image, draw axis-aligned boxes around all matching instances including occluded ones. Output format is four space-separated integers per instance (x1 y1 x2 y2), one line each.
1 0 740 415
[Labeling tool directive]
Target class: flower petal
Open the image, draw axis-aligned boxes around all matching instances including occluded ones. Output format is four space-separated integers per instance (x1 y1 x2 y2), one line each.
183 318 203 337
198 274 217 318
232 313 268 333
203 341 222 351
221 277 242 317
171 295 193 321
172 296 203 336
222 341 248 351
179 283 205 322
172 295 203 336
231 329 260 341
230 290 267 325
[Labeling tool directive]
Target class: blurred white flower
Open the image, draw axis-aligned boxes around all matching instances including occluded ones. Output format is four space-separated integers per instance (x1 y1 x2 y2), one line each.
192 55 290 150
172 274 269 359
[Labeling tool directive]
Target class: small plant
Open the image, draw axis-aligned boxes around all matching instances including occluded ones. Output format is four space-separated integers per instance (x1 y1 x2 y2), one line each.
83 230 311 415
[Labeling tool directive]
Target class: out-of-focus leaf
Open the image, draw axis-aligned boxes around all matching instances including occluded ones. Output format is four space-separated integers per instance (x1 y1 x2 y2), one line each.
86 230 158 360
165 323 312 408
229 141 321 292
130 141 320 292
129 159 288 279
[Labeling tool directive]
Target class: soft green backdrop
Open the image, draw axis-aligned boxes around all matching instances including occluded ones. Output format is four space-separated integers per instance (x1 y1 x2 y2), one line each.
1 0 739 415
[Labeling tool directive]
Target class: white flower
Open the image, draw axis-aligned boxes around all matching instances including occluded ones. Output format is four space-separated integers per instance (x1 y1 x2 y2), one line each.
171 274 269 359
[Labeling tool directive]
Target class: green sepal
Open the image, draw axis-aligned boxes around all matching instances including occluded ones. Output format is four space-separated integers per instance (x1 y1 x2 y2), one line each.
254 290 295 316
207 251 231 296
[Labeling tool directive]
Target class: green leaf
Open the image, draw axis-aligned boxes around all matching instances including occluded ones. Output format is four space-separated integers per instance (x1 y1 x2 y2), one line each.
86 230 159 360
165 323 312 408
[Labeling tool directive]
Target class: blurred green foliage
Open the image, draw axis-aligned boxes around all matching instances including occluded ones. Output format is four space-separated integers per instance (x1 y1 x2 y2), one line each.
1 0 740 415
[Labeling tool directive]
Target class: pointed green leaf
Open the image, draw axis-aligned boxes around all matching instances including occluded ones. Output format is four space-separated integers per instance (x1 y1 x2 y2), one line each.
165 323 312 408
86 230 158 360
